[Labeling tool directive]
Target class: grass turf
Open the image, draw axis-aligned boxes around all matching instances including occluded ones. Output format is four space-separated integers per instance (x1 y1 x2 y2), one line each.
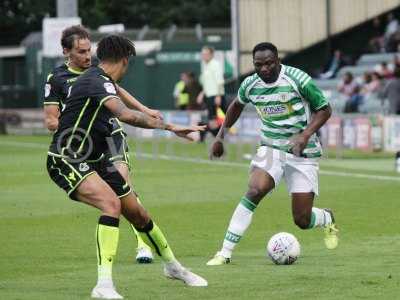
0 135 399 299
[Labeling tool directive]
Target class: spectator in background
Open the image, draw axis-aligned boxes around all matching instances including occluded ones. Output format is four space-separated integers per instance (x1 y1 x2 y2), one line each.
337 72 359 96
197 45 227 142
197 46 226 117
319 50 343 79
384 13 400 51
380 67 400 114
173 72 190 110
183 72 202 110
368 17 385 53
344 85 363 113
375 61 394 79
361 72 381 95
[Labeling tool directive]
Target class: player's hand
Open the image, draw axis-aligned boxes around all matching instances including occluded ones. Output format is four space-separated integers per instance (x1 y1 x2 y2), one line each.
145 108 163 120
169 124 206 141
197 93 204 105
210 139 224 159
289 133 309 157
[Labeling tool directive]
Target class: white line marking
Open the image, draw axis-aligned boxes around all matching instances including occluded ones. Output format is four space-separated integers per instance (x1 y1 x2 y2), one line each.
2 140 399 182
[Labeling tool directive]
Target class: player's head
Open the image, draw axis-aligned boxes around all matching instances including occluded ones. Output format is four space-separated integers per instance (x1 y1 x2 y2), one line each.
201 46 214 63
61 25 91 70
96 35 136 81
252 42 280 83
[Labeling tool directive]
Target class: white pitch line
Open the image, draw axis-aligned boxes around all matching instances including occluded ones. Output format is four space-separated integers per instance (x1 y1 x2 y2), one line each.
2 140 400 182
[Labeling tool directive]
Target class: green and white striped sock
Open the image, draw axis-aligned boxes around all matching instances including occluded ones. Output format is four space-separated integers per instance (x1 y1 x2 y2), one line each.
221 197 257 258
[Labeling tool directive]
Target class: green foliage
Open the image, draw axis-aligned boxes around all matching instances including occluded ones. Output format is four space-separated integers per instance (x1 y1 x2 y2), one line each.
78 0 230 28
0 0 230 45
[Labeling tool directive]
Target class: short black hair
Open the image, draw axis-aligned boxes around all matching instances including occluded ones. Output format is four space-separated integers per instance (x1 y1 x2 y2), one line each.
252 42 278 58
61 25 90 50
96 35 136 63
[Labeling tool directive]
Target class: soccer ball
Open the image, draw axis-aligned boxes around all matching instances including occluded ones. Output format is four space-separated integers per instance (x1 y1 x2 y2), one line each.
267 232 300 265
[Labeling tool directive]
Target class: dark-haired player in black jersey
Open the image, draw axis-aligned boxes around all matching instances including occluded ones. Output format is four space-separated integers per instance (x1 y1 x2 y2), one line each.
46 35 208 299
43 25 158 264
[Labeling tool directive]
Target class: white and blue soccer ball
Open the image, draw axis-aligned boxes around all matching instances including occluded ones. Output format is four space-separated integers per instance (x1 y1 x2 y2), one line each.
267 232 301 265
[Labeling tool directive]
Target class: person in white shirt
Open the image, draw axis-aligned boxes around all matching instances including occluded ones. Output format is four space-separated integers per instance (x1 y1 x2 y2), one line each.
197 46 226 141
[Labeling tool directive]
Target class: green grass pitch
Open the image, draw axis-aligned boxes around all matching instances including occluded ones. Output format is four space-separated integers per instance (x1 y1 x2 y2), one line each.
1 135 399 299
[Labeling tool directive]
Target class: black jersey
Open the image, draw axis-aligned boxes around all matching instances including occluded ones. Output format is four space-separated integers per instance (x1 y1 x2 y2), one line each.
43 63 84 111
49 66 120 161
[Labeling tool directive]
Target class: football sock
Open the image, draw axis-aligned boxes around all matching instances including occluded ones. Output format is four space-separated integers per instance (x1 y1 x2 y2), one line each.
136 220 176 263
220 196 257 258
308 207 332 228
96 215 120 283
130 224 148 249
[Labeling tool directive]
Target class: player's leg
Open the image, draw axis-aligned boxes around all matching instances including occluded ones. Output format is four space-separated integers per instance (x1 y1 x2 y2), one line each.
114 161 154 263
100 158 207 287
207 146 283 265
207 167 275 265
286 163 338 249
109 131 153 263
47 155 123 298
73 173 124 299
118 191 207 287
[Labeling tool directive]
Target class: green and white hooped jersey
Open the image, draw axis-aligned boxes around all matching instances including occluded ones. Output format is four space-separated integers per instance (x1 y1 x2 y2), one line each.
237 64 328 158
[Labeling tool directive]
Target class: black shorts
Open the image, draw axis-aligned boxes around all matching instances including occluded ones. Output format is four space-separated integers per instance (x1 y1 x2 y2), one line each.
107 129 131 170
47 154 131 201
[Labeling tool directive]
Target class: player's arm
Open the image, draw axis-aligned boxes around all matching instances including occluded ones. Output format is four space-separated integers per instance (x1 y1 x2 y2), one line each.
290 78 332 156
104 97 205 140
43 105 60 131
43 74 62 131
210 98 245 158
115 84 163 120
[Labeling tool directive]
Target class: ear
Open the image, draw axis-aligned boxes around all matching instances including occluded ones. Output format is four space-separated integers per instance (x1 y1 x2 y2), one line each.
122 57 128 66
63 48 69 57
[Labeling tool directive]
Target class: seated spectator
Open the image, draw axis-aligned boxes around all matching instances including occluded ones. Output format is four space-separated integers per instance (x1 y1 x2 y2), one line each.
337 72 359 96
380 67 400 114
344 86 364 113
361 72 381 95
320 50 343 79
375 61 394 79
319 50 352 79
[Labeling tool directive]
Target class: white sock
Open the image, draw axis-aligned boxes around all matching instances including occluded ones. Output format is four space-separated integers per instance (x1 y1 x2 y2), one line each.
220 197 256 258
310 207 332 228
97 265 113 286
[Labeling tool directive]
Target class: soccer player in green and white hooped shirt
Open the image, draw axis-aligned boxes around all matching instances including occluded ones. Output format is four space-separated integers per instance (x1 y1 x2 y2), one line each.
207 42 339 266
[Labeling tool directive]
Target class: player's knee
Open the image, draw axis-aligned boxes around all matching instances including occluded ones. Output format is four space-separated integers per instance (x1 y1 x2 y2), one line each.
293 213 311 230
246 186 267 203
104 198 121 216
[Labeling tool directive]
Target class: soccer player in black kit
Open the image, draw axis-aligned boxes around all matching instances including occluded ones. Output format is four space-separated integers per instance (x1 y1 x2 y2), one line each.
44 25 159 263
46 35 208 299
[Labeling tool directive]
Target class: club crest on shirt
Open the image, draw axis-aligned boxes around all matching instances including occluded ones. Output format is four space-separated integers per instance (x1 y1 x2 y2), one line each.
104 82 116 94
79 162 90 172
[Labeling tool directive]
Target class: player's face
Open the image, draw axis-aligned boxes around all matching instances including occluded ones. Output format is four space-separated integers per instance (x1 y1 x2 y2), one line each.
66 38 92 70
253 49 280 83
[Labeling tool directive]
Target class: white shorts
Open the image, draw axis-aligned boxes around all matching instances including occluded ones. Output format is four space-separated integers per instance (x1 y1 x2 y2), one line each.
250 146 319 196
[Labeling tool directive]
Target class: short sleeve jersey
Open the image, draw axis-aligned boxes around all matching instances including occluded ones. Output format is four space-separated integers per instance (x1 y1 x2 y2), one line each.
237 64 328 158
43 64 83 111
49 66 120 160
